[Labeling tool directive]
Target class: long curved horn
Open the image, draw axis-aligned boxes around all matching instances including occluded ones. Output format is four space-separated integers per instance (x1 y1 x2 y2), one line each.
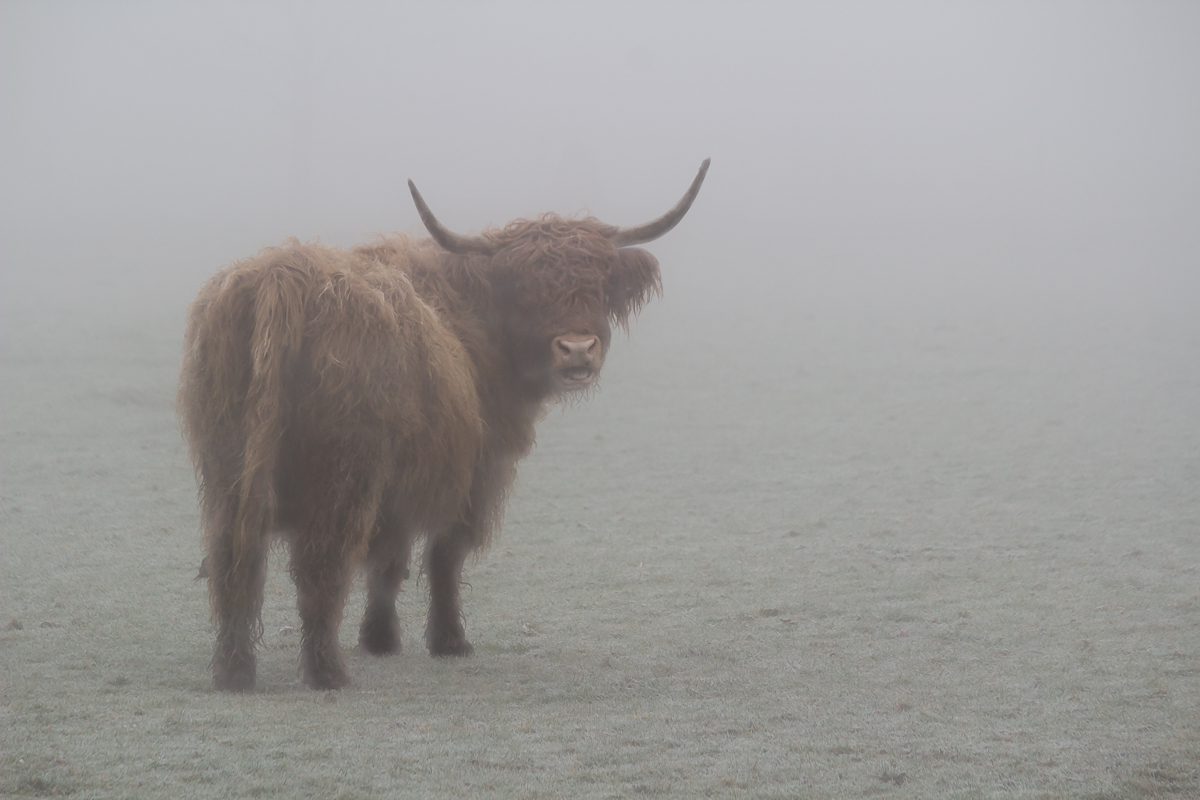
609 158 710 248
408 179 498 255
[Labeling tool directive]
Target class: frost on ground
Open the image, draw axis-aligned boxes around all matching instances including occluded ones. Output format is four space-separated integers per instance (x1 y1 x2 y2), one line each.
2 276 1197 799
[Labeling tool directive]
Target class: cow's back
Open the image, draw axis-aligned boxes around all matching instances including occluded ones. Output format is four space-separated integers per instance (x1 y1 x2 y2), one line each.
181 238 482 536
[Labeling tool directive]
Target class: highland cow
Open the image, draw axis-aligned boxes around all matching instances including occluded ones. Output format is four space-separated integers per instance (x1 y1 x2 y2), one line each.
178 159 709 691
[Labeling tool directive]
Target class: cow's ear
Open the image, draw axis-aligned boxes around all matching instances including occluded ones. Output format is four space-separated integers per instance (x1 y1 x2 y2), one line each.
606 247 662 328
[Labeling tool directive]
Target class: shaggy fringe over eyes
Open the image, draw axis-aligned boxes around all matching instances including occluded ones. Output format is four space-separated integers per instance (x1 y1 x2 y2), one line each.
486 214 661 327
607 247 662 330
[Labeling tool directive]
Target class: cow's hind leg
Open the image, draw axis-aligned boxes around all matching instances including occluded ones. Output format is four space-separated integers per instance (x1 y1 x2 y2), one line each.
290 493 376 690
204 492 267 692
359 516 413 655
425 523 475 657
291 545 354 689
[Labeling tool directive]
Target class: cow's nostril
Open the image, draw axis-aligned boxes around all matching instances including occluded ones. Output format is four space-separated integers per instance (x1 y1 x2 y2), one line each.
555 337 600 361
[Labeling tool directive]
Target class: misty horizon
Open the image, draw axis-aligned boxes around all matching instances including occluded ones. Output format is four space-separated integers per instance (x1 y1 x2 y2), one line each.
3 1 1197 331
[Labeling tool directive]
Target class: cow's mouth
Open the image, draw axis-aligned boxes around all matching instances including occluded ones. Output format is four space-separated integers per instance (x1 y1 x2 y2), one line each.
559 367 595 387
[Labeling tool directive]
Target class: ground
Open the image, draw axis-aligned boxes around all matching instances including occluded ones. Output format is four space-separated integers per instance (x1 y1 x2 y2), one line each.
2 261 1197 799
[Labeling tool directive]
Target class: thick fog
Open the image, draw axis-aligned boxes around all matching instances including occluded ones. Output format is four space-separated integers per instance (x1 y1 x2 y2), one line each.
4 6 1200 791
3 1 1197 333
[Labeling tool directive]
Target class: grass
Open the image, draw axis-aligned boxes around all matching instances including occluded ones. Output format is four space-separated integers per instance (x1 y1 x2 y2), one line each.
2 288 1198 798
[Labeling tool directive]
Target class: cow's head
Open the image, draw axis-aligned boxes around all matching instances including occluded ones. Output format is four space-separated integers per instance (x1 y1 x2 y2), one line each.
408 159 709 396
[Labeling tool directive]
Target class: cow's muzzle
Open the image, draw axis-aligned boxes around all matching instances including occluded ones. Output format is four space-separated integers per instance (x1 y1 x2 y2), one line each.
552 335 602 388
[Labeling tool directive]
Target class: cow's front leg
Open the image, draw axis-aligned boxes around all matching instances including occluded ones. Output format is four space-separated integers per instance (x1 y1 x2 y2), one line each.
425 524 475 657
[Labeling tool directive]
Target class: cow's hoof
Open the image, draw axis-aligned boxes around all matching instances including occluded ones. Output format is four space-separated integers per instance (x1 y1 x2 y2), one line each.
213 665 256 693
428 631 474 657
212 647 256 692
359 619 402 655
304 667 351 691
301 646 350 690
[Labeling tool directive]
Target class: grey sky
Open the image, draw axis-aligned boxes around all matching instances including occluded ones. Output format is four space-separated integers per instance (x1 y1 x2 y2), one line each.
2 1 1197 321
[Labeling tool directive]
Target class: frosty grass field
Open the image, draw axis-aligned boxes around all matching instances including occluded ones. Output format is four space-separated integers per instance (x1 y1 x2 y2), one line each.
2 261 1197 799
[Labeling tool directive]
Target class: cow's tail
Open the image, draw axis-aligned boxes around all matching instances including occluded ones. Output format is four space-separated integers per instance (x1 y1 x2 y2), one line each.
230 263 306 575
181 257 308 678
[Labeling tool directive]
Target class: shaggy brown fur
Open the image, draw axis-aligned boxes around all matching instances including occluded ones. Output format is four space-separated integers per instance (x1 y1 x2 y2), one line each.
179 210 672 691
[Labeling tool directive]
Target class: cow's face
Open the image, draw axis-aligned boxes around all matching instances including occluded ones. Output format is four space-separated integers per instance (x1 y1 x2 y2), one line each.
496 271 614 397
475 217 662 398
490 219 659 398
